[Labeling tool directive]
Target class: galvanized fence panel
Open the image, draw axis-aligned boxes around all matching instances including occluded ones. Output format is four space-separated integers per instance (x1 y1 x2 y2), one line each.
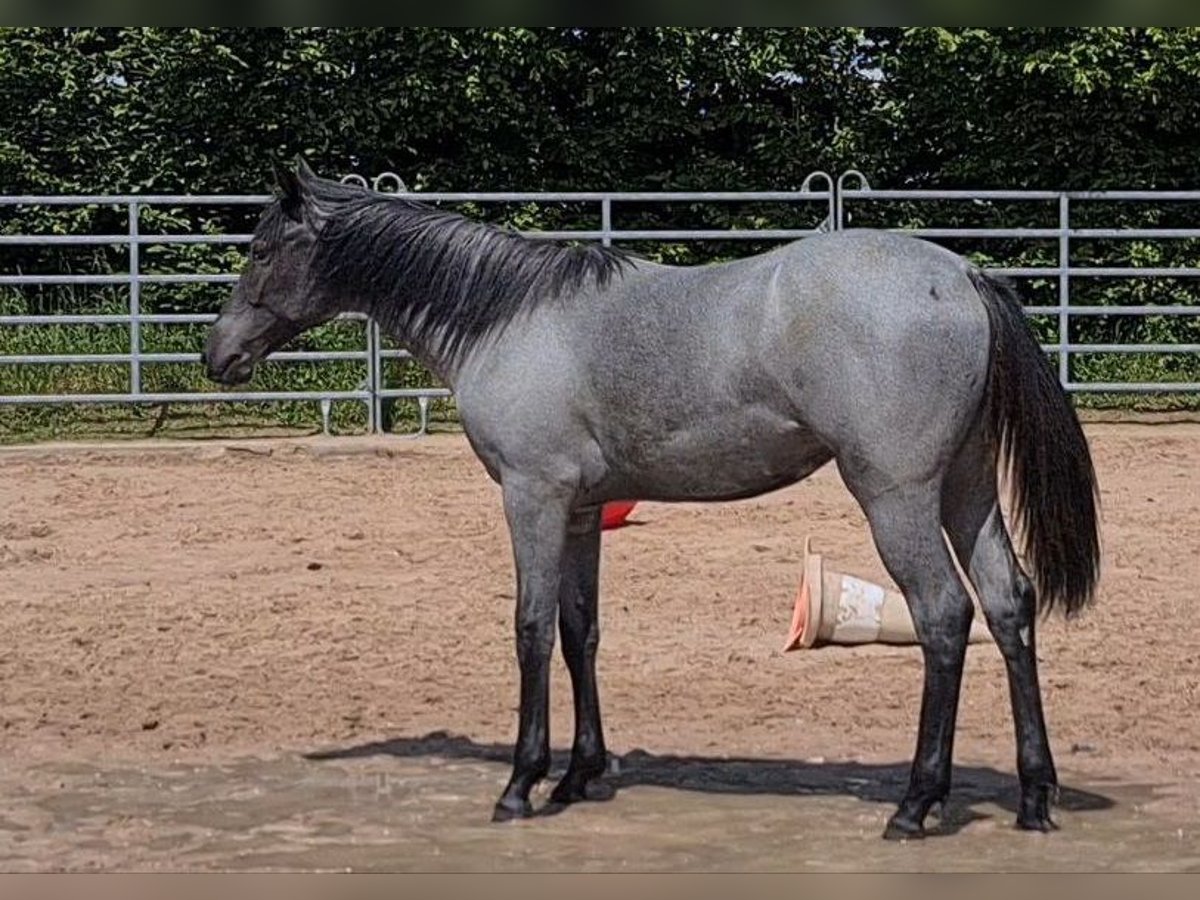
3 173 1198 436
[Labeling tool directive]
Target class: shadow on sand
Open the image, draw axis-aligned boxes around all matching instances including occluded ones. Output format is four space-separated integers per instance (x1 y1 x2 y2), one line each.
305 730 1116 837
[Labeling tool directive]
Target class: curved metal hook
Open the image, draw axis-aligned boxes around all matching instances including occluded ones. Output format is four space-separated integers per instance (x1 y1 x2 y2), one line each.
836 169 871 193
799 170 834 194
371 172 408 194
799 171 836 232
338 172 409 195
835 169 872 230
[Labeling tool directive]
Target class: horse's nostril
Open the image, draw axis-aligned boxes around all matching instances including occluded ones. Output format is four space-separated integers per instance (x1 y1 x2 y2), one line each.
205 349 254 386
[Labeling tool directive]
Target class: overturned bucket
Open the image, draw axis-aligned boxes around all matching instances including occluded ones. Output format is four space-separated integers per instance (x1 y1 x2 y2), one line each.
783 537 990 651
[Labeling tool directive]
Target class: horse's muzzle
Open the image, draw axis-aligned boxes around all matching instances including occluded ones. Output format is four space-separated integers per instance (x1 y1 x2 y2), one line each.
201 346 255 386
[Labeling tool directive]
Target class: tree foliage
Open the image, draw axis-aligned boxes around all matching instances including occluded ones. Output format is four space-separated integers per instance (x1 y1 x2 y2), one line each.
5 27 1200 194
863 27 1200 190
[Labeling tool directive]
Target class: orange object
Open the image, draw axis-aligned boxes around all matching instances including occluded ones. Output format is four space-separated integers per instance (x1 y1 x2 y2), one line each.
601 500 638 530
782 571 815 652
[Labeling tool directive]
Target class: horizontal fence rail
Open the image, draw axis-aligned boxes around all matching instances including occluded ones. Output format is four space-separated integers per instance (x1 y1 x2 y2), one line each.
2 173 1199 437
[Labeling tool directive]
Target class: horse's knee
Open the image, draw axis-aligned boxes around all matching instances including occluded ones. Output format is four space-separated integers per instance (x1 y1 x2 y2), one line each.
515 616 556 665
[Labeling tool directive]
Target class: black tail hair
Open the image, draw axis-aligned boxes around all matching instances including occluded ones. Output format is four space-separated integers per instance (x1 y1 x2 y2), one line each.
969 268 1101 618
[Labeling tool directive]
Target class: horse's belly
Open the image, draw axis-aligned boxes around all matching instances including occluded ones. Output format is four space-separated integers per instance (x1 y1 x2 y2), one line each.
601 413 832 503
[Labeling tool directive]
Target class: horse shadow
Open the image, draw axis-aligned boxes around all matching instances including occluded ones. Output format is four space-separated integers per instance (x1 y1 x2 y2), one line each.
303 730 1116 837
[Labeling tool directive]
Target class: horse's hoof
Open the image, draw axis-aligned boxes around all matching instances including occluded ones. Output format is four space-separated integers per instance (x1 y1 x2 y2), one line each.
582 779 616 802
491 796 534 822
549 778 586 805
1016 783 1059 832
1015 812 1059 833
882 815 926 841
549 775 615 806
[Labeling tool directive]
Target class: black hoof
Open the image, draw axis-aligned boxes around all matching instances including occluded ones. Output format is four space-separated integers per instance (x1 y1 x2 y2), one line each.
882 815 926 841
549 773 615 805
491 796 534 822
1016 783 1059 832
1016 812 1059 832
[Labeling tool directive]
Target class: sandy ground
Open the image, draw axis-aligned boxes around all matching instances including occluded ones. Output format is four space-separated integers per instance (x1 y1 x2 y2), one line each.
0 423 1197 871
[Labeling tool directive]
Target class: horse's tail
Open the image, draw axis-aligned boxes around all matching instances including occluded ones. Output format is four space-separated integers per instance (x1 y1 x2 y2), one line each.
968 267 1101 618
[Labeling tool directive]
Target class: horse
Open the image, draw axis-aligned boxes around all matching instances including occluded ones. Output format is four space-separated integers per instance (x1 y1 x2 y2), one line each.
202 159 1100 839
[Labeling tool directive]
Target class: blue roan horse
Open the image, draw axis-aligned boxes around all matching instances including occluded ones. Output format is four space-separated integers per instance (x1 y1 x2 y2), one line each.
204 160 1100 839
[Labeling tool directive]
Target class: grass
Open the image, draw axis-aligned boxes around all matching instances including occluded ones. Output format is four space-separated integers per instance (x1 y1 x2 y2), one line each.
0 285 456 443
3 337 1196 446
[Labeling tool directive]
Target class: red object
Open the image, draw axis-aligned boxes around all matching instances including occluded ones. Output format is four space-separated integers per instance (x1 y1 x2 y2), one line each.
601 500 638 530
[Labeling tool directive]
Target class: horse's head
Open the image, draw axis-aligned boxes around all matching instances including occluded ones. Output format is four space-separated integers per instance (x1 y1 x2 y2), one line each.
203 158 341 386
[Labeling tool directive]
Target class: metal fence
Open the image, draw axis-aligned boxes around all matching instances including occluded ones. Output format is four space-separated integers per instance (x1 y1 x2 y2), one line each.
2 169 1199 435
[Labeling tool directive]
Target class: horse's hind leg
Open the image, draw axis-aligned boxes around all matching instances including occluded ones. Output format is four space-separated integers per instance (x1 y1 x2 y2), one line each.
549 508 610 805
838 462 976 840
941 432 1059 831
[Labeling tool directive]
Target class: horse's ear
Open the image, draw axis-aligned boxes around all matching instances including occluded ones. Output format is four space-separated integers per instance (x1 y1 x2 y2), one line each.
295 155 319 183
273 160 306 224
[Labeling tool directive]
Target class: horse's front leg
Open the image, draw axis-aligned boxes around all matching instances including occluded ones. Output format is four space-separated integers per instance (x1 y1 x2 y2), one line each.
492 478 571 821
549 507 608 805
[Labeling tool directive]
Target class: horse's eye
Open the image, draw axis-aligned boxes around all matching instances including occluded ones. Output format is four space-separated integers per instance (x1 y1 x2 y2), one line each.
250 241 271 263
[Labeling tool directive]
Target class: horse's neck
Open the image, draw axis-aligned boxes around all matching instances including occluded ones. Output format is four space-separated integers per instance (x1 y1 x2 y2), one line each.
374 307 469 393
360 236 527 393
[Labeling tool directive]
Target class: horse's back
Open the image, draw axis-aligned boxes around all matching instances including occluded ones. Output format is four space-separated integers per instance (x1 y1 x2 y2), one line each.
594 227 988 390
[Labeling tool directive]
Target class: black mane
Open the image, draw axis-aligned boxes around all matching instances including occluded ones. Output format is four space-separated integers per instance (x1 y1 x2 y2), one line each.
299 179 632 361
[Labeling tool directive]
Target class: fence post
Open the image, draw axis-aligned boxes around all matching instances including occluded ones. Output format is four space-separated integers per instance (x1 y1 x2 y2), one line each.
128 202 141 396
368 318 382 433
364 172 408 435
601 196 612 247
1058 194 1071 389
